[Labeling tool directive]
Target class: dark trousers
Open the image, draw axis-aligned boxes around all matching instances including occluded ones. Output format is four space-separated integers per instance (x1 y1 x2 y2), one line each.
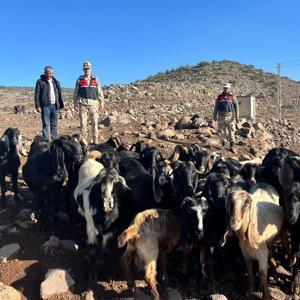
41 104 58 141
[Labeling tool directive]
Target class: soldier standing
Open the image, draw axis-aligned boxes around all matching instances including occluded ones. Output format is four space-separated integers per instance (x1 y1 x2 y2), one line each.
213 83 239 153
73 62 105 145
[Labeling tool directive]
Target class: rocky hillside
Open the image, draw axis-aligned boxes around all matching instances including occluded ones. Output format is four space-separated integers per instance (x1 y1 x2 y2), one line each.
105 60 300 117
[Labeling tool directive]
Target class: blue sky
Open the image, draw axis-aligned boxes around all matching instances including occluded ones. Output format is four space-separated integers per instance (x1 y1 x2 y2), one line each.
1 0 299 88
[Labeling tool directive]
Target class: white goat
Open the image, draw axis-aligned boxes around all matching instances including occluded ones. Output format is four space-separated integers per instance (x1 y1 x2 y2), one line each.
227 183 286 300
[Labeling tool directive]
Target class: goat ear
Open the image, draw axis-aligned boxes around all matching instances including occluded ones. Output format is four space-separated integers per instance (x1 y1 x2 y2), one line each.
279 159 294 192
244 195 252 208
95 169 106 182
200 196 208 210
171 160 181 170
180 197 190 208
289 156 300 169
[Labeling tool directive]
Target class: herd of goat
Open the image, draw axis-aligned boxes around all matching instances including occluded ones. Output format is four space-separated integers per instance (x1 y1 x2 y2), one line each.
1 127 300 299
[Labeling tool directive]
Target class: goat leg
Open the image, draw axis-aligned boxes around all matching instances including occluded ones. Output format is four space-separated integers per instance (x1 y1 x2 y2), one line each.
205 246 216 293
245 258 254 296
119 249 135 291
0 174 7 208
11 170 22 203
199 246 208 283
159 251 168 282
145 260 159 300
258 254 271 300
85 245 98 281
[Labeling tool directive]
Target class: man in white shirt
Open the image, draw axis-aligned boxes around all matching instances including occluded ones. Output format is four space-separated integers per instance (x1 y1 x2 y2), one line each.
34 66 64 141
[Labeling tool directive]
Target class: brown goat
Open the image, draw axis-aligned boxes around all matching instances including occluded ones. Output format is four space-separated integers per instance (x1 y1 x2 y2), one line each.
118 209 181 300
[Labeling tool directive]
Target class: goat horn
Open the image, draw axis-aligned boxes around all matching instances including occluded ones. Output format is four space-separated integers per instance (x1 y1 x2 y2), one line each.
118 176 131 190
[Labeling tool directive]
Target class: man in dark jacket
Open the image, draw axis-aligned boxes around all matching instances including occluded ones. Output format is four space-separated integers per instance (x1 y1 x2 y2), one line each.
34 66 64 141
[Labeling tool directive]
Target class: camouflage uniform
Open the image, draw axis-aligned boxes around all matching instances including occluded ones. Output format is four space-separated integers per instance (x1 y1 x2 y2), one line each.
73 76 104 144
213 91 239 146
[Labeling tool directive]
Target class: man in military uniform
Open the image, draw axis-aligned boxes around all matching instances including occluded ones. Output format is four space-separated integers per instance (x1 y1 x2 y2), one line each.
73 62 105 145
213 83 239 153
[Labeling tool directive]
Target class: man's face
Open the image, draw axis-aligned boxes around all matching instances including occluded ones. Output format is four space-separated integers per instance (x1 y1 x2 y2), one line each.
45 69 53 80
223 87 229 93
84 68 91 77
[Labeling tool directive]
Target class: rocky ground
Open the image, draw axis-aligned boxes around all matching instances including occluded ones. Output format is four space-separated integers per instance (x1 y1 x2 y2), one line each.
0 60 300 299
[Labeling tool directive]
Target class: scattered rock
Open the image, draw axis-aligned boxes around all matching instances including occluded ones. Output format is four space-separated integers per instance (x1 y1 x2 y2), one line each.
42 236 78 252
253 121 265 131
175 116 192 129
134 288 152 300
175 133 185 140
159 128 176 138
0 224 11 231
239 127 252 138
81 290 95 300
249 147 258 156
148 131 157 140
210 294 228 300
242 121 252 128
166 287 182 300
269 287 286 300
0 282 21 300
40 269 75 299
42 236 60 249
0 243 21 262
239 154 252 161
8 227 19 234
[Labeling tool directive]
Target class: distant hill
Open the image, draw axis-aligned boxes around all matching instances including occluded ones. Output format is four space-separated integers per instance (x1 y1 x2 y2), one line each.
139 60 300 117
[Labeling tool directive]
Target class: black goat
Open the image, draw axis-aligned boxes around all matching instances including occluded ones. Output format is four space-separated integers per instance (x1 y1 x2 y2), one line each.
0 127 26 207
199 172 232 288
140 146 163 173
22 135 83 231
172 160 200 206
129 140 148 154
118 159 176 226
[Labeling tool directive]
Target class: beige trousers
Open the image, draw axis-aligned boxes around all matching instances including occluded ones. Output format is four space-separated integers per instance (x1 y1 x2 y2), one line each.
79 99 99 144
218 113 236 143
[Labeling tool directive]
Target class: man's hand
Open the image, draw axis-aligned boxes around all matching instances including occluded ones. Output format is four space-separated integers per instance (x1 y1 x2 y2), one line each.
74 106 79 113
35 107 41 113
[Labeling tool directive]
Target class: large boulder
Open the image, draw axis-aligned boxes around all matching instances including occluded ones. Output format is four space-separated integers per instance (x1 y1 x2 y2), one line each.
0 244 20 262
40 269 75 299
175 116 192 129
159 128 176 138
0 283 21 300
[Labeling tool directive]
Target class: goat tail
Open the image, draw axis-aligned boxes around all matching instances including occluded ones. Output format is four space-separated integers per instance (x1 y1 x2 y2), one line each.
118 225 139 248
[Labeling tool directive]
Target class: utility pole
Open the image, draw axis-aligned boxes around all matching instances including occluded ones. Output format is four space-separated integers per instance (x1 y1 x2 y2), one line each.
277 63 282 121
